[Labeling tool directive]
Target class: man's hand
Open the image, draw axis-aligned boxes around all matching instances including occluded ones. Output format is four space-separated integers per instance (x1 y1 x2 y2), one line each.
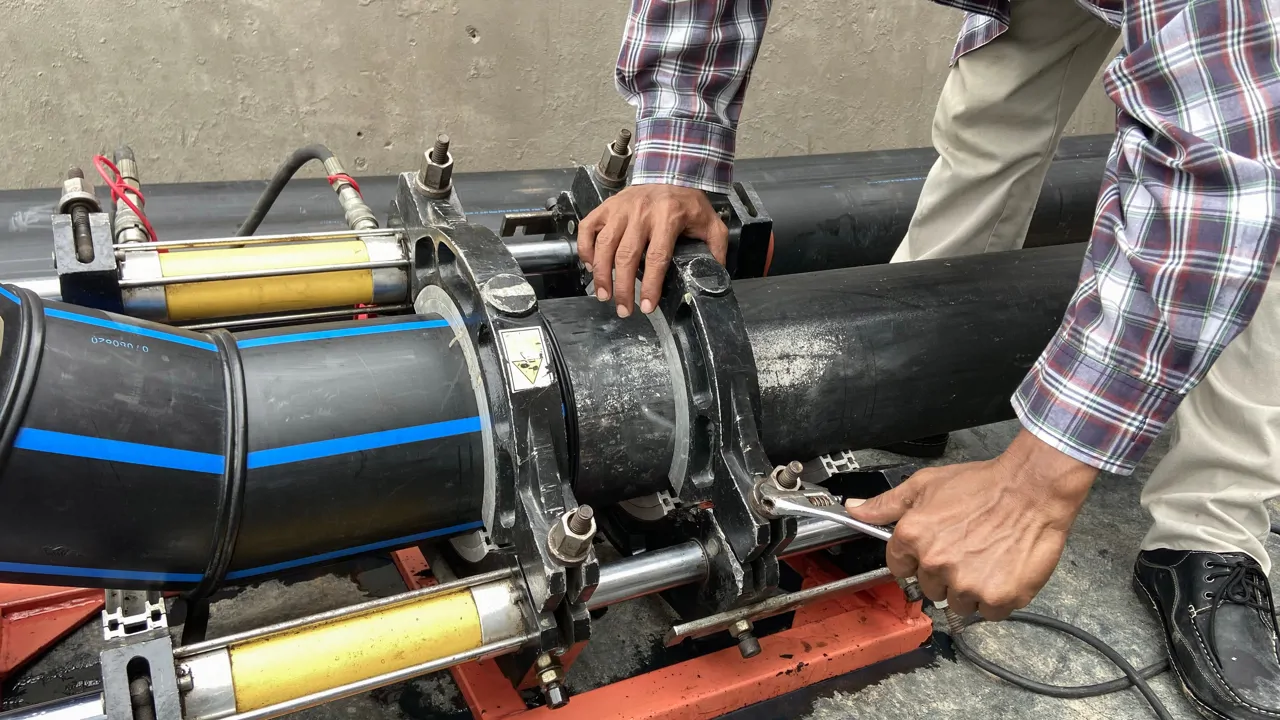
847 429 1098 620
577 184 728 317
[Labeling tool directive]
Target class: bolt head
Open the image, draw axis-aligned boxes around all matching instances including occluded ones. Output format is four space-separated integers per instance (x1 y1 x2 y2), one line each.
418 150 454 194
728 619 753 638
737 635 762 659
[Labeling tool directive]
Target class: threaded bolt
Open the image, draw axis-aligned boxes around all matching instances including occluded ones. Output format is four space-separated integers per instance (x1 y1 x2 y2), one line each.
568 505 594 535
776 461 804 490
944 606 969 636
728 619 761 659
611 128 632 154
66 167 95 264
430 133 451 164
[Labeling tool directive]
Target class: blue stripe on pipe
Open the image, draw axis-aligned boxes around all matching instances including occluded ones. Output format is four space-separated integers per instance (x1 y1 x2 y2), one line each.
13 428 225 474
0 561 203 583
246 416 483 469
236 319 450 349
0 286 20 304
45 307 218 352
0 522 484 584
224 521 485 580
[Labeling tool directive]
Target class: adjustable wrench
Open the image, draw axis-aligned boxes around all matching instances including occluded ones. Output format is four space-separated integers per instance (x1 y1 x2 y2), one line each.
751 471 924 602
752 480 895 541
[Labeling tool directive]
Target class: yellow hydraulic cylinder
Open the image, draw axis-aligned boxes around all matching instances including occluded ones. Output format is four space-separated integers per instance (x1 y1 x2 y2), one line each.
158 240 376 322
227 588 483 712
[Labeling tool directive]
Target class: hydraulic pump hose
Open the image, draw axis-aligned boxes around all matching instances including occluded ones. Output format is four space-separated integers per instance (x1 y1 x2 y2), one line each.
235 144 338 237
0 285 486 595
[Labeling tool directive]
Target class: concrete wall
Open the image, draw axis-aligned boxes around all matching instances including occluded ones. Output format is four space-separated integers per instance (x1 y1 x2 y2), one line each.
0 0 1117 190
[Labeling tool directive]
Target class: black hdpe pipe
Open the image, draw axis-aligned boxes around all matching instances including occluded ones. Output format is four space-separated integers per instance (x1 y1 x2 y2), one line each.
543 243 1085 506
0 244 1085 591
0 135 1110 281
0 286 485 594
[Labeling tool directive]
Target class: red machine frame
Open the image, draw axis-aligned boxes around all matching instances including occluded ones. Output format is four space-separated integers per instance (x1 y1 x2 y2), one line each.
0 585 103 704
392 547 932 720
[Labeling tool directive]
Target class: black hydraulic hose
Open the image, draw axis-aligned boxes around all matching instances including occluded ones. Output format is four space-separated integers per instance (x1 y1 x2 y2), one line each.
0 286 486 592
235 144 337 236
953 611 1173 719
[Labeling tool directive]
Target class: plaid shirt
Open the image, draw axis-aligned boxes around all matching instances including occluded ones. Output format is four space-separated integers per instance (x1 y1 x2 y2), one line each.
616 0 1280 475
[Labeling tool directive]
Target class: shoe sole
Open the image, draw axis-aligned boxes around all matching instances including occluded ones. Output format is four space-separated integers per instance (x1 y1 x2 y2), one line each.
1131 571 1234 720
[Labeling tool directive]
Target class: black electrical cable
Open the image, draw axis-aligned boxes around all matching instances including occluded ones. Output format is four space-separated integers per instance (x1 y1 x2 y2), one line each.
236 144 337 236
950 610 1173 719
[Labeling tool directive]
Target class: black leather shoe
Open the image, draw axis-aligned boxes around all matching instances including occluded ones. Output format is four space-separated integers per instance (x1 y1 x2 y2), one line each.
1134 549 1280 719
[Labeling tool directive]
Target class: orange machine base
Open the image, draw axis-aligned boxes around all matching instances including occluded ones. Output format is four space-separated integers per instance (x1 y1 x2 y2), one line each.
0 585 103 703
392 547 933 720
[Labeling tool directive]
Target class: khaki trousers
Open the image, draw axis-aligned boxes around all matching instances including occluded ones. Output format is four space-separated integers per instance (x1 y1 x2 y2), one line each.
895 0 1280 571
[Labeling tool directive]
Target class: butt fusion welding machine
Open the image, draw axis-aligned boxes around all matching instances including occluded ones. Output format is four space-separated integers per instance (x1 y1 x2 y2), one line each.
0 130 1085 719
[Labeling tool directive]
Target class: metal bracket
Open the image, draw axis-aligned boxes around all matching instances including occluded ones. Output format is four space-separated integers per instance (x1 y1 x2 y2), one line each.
100 636 183 720
52 211 122 312
393 173 598 678
99 591 180 720
102 590 167 642
562 163 773 280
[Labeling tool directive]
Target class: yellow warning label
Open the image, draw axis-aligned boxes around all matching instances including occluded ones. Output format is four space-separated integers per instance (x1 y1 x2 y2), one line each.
499 327 553 392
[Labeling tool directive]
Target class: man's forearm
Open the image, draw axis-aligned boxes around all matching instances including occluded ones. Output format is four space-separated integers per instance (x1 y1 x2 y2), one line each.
1013 0 1280 475
614 0 772 193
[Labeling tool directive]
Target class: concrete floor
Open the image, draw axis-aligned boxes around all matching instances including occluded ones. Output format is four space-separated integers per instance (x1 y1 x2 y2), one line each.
7 418 1276 720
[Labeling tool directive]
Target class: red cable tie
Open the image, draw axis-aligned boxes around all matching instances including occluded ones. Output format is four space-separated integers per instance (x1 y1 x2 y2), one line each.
327 173 362 196
93 155 159 243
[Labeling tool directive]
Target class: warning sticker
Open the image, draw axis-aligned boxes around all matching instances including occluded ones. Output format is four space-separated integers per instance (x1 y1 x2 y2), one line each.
499 327 554 392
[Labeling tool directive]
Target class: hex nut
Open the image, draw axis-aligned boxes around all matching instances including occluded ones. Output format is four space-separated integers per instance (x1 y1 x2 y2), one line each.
544 683 570 709
59 176 99 214
595 142 632 185
417 151 454 195
728 619 761 659
547 507 596 564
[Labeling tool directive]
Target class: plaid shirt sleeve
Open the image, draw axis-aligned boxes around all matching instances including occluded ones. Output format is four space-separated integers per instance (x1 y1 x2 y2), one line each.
614 0 772 194
1012 0 1280 475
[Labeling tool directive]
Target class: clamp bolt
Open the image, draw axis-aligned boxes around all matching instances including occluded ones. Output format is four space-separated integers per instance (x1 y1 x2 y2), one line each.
547 504 597 564
430 133 451 164
418 133 455 197
61 166 100 264
772 461 804 490
728 618 761 659
534 653 570 709
595 127 634 186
